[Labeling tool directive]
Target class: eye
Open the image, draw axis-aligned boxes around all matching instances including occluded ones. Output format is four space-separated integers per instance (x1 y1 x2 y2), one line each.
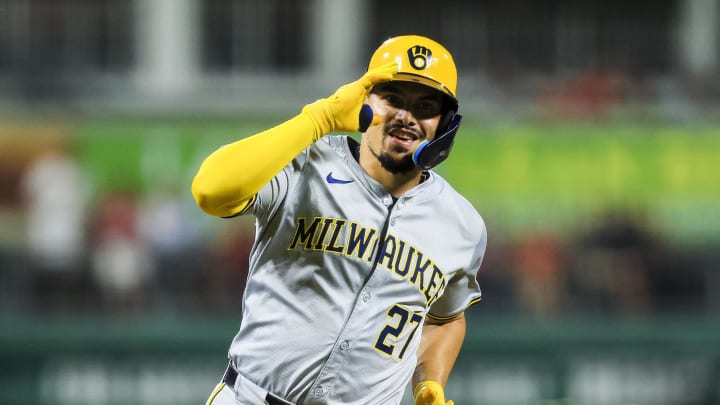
383 93 403 108
413 100 443 119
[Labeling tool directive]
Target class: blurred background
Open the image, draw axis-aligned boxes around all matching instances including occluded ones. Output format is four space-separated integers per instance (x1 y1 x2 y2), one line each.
1 0 719 404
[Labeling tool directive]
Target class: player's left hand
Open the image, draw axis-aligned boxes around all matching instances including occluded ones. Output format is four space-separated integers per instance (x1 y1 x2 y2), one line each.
414 381 454 405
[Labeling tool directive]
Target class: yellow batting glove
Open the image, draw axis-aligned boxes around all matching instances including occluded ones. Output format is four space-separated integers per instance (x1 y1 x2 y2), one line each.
301 62 397 139
414 381 454 405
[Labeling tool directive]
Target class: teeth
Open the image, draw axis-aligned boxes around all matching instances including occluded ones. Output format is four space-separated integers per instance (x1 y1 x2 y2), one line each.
391 132 413 141
389 128 416 141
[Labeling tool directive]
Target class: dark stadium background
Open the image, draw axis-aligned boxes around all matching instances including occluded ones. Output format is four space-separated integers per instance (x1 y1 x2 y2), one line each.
1 1 719 404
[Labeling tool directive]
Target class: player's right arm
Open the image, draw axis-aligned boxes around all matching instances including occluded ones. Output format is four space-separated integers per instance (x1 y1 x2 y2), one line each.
191 63 397 218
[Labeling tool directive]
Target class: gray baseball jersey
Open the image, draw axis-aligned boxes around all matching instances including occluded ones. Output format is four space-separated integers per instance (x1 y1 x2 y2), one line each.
227 135 486 405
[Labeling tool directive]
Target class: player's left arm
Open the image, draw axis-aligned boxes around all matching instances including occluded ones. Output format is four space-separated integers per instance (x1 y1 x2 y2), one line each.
411 312 466 405
412 211 486 404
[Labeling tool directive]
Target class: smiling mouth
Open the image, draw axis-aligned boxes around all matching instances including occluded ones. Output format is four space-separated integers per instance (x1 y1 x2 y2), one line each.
387 125 421 142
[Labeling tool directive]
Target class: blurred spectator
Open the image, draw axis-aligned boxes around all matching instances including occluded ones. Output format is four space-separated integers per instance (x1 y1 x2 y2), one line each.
570 209 657 316
89 190 154 314
138 182 204 309
473 231 516 313
20 140 91 312
138 185 192 253
539 63 627 120
509 231 569 317
193 221 254 311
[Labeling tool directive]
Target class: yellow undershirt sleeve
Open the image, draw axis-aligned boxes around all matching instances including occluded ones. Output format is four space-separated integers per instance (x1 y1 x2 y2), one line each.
191 112 321 218
191 62 397 218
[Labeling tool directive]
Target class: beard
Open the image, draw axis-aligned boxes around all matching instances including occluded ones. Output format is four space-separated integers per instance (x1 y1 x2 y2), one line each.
374 150 416 174
373 122 423 174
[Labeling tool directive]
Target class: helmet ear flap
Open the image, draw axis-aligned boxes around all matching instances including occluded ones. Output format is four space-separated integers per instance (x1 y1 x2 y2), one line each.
437 108 455 134
412 113 462 170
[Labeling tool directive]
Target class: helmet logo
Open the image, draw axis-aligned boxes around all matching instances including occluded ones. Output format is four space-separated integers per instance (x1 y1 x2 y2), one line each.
407 45 432 70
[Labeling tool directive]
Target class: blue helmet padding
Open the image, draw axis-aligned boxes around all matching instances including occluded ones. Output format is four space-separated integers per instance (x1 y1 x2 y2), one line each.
359 104 374 132
412 113 463 170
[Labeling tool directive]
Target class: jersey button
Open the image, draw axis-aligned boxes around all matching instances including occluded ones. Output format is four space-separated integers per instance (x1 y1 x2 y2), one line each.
390 218 397 226
340 340 350 350
382 197 392 206
314 386 325 397
362 291 371 302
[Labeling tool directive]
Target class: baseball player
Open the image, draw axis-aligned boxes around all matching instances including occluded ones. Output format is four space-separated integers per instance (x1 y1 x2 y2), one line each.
193 35 487 405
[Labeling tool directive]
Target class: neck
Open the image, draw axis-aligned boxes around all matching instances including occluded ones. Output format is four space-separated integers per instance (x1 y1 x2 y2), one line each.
358 143 424 198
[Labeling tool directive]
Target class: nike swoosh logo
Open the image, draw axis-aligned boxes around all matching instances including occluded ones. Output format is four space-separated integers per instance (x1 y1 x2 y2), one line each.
326 172 354 184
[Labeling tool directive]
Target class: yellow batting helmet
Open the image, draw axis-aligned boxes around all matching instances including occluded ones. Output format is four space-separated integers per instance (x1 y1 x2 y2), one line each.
368 35 463 170
368 34 458 108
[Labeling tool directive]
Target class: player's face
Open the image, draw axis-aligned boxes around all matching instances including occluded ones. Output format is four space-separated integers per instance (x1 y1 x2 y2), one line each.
365 82 445 174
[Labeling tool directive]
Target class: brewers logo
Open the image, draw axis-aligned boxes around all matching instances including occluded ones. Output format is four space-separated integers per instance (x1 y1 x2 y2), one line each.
407 45 432 70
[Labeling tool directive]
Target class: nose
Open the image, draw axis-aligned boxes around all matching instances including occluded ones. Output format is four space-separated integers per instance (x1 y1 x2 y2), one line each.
393 107 416 126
